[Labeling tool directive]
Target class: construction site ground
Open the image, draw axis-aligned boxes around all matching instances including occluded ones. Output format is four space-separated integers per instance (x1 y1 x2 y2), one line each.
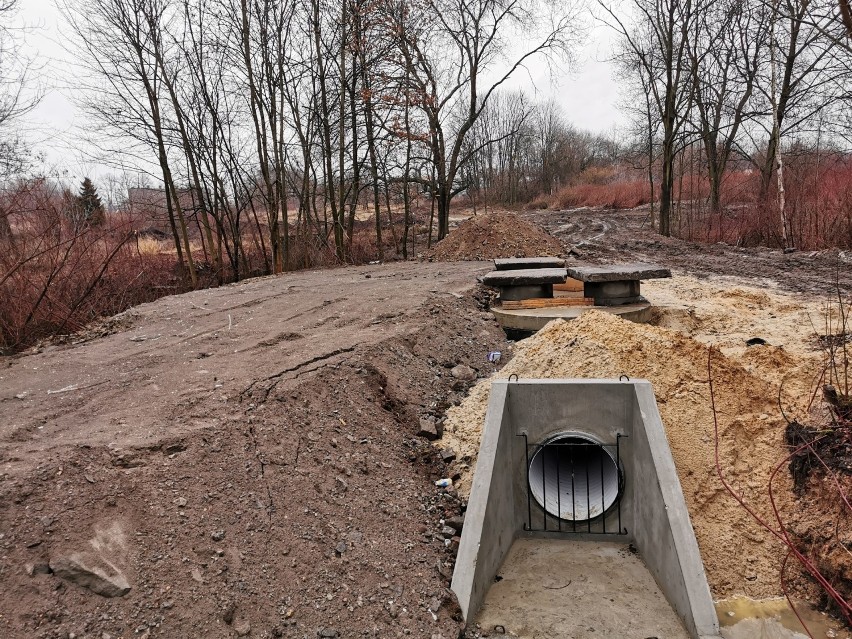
1 207 850 638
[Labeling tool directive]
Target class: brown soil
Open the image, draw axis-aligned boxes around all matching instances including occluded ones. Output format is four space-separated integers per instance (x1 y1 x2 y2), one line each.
526 206 851 296
1 205 849 637
0 261 509 639
428 211 562 262
786 463 852 615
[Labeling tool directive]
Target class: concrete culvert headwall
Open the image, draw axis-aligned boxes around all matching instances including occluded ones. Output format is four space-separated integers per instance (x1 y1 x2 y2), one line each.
528 434 621 521
451 379 721 639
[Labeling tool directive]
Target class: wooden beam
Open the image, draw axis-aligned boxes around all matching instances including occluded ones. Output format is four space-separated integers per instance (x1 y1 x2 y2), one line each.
500 298 595 310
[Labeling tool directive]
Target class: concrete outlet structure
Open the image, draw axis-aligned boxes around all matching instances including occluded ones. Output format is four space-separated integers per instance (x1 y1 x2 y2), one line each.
451 379 721 639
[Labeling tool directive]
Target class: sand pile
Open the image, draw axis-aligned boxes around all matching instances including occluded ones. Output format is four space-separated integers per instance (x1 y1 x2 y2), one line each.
428 210 562 261
643 275 825 397
443 310 804 599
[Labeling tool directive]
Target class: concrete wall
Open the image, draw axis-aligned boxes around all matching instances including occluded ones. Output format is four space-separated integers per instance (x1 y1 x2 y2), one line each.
451 379 720 639
505 380 635 536
451 383 522 621
630 383 720 639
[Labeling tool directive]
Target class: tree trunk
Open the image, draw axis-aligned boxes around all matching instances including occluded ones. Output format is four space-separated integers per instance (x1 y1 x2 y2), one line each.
659 120 675 237
437 188 450 240
336 0 348 261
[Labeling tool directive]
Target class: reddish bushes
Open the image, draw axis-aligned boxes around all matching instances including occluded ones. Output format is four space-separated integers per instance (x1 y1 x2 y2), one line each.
545 155 852 250
555 180 652 209
552 166 653 210
0 181 191 352
674 159 852 249
0 180 419 352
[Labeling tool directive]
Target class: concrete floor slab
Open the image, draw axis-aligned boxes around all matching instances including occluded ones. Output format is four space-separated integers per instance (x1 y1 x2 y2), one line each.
490 302 652 331
476 538 689 639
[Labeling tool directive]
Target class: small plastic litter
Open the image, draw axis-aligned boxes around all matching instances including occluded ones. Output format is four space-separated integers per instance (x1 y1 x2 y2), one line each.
487 351 502 363
435 478 453 488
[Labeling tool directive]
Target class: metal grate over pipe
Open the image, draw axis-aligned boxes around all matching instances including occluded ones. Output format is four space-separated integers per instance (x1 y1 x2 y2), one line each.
520 432 627 534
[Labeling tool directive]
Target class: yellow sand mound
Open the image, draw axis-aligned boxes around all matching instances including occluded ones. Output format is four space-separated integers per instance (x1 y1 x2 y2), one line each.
444 310 807 599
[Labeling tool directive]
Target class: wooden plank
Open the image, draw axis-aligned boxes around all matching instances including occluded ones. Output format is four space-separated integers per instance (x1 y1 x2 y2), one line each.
501 297 595 310
553 278 584 292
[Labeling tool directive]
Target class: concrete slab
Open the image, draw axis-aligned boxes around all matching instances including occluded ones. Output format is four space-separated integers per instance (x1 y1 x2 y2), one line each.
566 263 671 282
481 268 568 286
476 538 689 639
494 257 565 270
491 302 652 331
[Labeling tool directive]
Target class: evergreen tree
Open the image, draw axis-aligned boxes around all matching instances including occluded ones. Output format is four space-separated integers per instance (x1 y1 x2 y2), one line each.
77 177 106 226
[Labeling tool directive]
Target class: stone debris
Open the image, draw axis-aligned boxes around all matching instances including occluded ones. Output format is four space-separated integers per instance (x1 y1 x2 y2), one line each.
50 553 131 598
25 561 52 576
440 448 457 463
450 365 477 382
445 515 465 534
418 417 441 441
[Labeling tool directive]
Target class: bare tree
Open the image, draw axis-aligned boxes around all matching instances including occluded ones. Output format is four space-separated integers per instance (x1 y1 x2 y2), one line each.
601 0 704 236
391 0 584 239
0 0 42 239
686 0 769 216
751 0 841 198
65 0 199 285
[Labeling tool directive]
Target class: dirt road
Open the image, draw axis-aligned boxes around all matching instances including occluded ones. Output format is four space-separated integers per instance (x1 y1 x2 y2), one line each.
0 260 508 639
528 207 851 295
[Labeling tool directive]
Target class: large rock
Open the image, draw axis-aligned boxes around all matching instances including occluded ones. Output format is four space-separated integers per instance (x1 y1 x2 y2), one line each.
50 552 131 597
450 365 476 382
418 418 441 441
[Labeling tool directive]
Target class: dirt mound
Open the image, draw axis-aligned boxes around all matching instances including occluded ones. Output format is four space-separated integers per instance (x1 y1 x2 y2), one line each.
428 211 562 261
442 310 800 600
0 262 507 639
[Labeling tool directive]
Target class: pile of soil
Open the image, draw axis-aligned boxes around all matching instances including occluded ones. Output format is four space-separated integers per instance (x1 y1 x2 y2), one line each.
442 310 802 600
428 211 563 261
0 262 508 639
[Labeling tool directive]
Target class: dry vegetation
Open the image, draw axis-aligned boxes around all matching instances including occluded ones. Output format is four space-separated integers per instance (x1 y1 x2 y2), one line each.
520 155 852 250
0 181 424 353
0 181 185 353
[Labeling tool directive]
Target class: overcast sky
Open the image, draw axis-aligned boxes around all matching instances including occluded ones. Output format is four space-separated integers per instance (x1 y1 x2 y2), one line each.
16 0 628 183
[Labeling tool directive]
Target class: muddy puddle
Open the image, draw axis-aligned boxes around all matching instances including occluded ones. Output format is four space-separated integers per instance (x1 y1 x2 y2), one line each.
717 597 850 639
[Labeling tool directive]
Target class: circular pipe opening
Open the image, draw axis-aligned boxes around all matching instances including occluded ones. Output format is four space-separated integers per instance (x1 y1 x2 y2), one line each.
528 434 621 522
